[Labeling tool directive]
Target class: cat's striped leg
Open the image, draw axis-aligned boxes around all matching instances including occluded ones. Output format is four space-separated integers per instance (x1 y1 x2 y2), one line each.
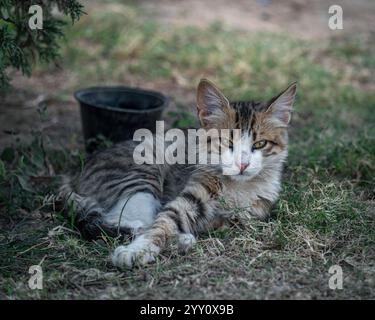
111 175 222 268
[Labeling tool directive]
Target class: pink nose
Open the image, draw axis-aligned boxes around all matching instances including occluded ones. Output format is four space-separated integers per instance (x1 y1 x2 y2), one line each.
240 163 249 173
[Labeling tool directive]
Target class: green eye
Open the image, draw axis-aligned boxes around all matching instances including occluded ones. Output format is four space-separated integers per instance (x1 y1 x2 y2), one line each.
253 140 267 150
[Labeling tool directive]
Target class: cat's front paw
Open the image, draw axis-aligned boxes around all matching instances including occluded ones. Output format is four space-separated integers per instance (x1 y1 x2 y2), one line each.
111 235 160 268
178 233 196 253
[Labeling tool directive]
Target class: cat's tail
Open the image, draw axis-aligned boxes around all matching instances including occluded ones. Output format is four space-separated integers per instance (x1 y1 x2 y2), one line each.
58 176 119 240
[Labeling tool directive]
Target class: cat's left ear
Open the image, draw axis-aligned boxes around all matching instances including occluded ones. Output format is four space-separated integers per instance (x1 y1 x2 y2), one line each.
266 82 297 125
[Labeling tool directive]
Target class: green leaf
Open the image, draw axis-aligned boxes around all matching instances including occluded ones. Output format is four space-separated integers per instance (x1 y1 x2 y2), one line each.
0 0 85 89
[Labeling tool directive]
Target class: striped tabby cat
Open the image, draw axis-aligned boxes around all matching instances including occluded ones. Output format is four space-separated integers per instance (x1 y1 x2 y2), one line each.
61 79 297 268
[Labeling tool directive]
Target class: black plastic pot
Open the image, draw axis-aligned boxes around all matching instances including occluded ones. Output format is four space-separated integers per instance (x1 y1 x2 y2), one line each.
74 86 169 153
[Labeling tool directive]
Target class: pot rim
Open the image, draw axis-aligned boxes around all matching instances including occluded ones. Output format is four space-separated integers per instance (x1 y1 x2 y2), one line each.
74 86 169 114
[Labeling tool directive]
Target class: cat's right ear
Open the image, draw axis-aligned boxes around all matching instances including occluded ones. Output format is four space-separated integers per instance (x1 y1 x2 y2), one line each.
197 79 231 128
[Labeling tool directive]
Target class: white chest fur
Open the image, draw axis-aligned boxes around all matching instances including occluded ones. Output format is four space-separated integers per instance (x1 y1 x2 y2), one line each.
220 169 281 210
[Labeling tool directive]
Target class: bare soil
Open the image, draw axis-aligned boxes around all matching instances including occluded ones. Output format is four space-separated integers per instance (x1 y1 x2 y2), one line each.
139 0 375 39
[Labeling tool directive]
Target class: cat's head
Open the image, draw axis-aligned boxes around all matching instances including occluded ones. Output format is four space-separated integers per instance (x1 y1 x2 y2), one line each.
196 79 297 181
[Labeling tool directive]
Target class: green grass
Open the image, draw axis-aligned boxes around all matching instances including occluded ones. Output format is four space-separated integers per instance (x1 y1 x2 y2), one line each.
0 1 374 299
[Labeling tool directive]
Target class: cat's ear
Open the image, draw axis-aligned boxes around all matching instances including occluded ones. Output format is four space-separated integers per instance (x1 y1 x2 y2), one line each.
266 82 297 125
197 78 231 128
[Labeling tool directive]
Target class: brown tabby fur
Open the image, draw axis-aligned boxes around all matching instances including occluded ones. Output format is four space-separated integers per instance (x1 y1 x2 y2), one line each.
60 79 297 268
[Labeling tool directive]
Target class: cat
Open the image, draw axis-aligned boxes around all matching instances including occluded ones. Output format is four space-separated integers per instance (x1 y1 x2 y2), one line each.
60 79 297 268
